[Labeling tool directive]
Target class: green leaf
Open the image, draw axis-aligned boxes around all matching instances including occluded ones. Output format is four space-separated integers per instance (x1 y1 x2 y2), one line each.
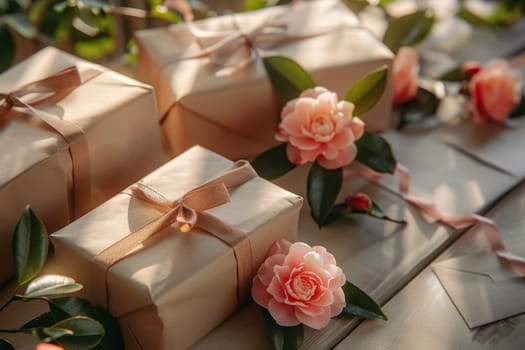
355 132 396 174
0 26 15 73
262 55 316 102
307 163 342 227
32 327 74 343
74 35 115 60
438 66 466 82
0 338 15 350
345 65 388 116
341 281 387 320
243 0 267 11
22 311 56 329
455 7 498 28
383 9 435 52
23 274 83 298
3 13 37 38
12 206 48 286
262 309 303 350
509 95 525 119
342 0 369 14
48 298 124 350
251 143 296 180
397 87 440 129
54 316 105 350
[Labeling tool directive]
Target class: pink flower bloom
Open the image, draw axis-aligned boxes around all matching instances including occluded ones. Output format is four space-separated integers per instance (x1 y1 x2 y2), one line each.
252 239 346 329
345 193 372 212
467 60 522 124
392 47 419 105
275 87 365 170
36 344 65 350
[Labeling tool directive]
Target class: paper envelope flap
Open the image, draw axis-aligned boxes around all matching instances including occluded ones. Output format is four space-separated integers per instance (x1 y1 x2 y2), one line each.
433 252 519 282
434 238 525 283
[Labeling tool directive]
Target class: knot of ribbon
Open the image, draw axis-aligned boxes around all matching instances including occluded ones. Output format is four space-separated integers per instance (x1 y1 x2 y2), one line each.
94 160 258 308
162 1 347 70
1 66 92 218
344 163 525 276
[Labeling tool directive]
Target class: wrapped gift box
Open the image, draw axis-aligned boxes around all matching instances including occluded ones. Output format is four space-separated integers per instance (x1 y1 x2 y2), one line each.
0 47 165 282
135 0 393 160
51 145 303 350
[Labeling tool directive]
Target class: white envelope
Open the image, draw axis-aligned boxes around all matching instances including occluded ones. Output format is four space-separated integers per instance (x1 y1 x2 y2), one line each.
433 239 525 328
437 120 525 178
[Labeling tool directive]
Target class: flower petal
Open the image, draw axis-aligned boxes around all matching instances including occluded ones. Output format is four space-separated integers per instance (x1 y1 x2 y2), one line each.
268 299 300 327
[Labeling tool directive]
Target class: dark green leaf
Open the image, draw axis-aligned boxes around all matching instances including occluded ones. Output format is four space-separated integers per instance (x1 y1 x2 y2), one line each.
397 87 440 129
509 95 525 119
3 13 37 38
355 132 396 174
0 338 14 350
341 281 387 320
342 0 369 14
438 66 466 82
22 311 56 329
54 316 105 350
345 65 388 116
23 274 82 298
262 309 303 350
87 307 125 350
48 298 124 350
12 206 48 286
368 201 406 224
251 143 296 180
307 163 342 227
383 9 435 52
0 0 8 10
0 26 15 73
262 55 316 102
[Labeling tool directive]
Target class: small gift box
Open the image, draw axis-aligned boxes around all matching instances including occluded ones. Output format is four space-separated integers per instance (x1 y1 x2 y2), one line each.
135 0 393 160
0 47 165 283
51 145 303 350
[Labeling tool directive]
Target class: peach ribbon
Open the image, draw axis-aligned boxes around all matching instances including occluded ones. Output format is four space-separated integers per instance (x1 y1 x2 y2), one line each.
94 160 258 308
162 1 350 70
344 163 525 276
0 66 92 218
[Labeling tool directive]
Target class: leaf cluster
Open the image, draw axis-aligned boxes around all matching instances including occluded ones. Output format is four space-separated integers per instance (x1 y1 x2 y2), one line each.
0 207 123 350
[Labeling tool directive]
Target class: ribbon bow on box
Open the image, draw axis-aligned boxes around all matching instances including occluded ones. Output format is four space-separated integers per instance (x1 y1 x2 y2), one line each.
94 160 259 307
0 66 93 218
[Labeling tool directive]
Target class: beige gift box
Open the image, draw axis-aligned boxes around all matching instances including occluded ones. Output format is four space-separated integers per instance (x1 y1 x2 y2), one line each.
0 47 165 283
51 145 303 350
135 0 393 160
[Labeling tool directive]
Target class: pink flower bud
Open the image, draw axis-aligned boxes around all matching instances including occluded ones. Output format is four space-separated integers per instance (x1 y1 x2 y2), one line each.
345 193 372 212
462 60 482 78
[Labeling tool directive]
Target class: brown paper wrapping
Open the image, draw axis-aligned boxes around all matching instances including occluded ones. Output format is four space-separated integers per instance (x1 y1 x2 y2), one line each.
135 0 394 160
51 145 303 350
0 47 165 283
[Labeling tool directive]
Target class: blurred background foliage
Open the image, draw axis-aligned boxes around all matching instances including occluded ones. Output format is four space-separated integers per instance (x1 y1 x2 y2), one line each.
0 0 523 73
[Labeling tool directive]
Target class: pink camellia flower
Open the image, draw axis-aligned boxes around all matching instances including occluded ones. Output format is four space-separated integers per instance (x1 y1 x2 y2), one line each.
275 87 365 170
252 239 346 329
36 343 65 350
345 193 372 212
392 47 419 105
467 60 522 124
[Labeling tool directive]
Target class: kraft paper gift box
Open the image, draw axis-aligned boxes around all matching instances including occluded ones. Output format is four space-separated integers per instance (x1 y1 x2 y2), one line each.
51 145 303 350
0 46 165 283
135 0 394 160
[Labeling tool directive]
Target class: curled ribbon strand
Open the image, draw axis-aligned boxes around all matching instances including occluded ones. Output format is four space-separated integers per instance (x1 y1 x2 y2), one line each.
94 160 258 308
0 66 93 218
344 163 525 277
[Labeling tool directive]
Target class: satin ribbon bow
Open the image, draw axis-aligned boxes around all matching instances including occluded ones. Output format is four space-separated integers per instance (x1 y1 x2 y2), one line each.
0 66 92 218
94 160 258 307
